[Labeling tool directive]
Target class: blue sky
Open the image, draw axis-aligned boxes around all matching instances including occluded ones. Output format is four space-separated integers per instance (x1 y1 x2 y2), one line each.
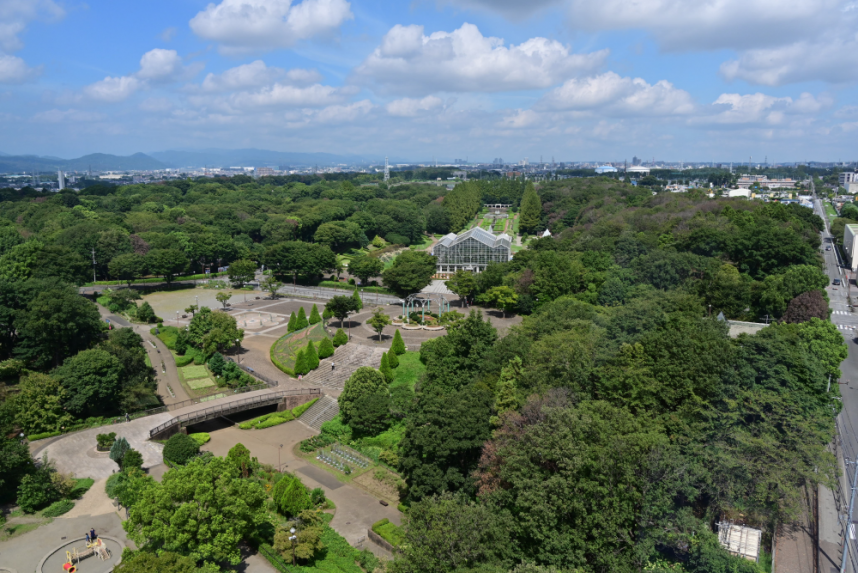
1 0 857 162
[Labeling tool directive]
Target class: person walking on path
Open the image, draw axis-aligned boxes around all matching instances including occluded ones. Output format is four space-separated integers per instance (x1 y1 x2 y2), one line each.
85 531 91 543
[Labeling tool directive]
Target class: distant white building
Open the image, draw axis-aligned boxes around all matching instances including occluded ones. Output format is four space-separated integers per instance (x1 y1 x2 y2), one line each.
57 170 65 190
627 165 651 175
595 165 618 174
541 229 552 238
839 172 857 186
845 224 858 272
727 189 751 198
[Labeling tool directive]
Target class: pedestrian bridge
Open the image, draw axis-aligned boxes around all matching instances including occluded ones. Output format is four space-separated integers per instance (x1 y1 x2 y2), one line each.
149 388 321 439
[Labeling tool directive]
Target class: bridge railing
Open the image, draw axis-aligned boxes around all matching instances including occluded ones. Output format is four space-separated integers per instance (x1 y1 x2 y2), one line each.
149 387 321 438
131 383 270 420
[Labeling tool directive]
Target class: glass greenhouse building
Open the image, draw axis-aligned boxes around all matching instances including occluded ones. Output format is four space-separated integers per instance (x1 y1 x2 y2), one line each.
431 227 512 277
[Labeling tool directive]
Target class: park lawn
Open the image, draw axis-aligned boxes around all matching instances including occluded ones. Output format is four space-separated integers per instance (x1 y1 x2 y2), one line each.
511 244 524 253
151 325 179 350
826 202 838 217
187 377 216 390
408 234 434 251
512 213 520 235
181 365 209 379
270 322 330 374
390 351 424 390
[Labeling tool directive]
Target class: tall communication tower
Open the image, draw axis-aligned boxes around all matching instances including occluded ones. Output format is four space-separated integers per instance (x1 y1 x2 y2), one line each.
384 157 390 182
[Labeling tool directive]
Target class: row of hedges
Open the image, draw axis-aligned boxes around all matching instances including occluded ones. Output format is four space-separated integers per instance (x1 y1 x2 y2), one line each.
90 271 227 286
317 280 395 296
371 518 405 548
239 398 319 429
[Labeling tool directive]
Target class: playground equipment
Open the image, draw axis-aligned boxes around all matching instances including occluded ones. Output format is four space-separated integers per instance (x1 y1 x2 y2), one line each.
401 293 451 325
63 538 111 571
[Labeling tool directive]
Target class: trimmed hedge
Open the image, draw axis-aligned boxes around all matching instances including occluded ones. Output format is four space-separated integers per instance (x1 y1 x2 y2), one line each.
28 430 61 441
239 411 295 430
371 518 405 548
42 499 75 517
189 432 211 446
292 398 318 418
70 478 95 499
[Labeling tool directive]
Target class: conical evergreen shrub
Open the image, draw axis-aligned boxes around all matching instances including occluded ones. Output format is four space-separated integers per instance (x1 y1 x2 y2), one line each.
309 304 321 325
391 329 406 355
294 349 308 376
352 288 363 311
306 341 320 370
297 307 309 330
318 337 335 359
388 350 399 369
287 312 297 333
380 352 393 384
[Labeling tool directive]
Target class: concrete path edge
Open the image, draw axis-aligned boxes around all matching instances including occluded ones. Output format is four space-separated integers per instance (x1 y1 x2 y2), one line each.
36 535 124 573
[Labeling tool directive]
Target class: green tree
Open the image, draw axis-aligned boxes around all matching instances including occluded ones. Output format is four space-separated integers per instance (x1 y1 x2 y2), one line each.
492 357 522 424
261 276 283 298
137 301 157 323
216 292 231 309
296 306 309 330
391 329 406 355
322 307 333 325
57 349 124 417
339 367 388 423
388 349 399 369
519 183 542 234
273 473 312 517
287 311 297 332
309 304 321 324
15 286 103 368
367 307 392 340
112 550 203 573
11 373 73 435
208 352 226 375
226 443 258 478
122 449 144 472
305 341 320 371
227 259 256 287
399 385 494 500
109 254 146 287
349 391 391 436
349 256 384 286
162 433 200 465
445 270 477 306
477 285 518 318
187 308 244 356
274 509 325 563
352 287 364 312
110 436 131 469
333 328 348 347
782 290 829 324
145 249 189 285
380 352 394 384
382 251 437 296
0 437 34 503
325 296 359 337
17 463 60 513
391 492 511 573
318 337 335 359
420 310 498 392
124 456 266 565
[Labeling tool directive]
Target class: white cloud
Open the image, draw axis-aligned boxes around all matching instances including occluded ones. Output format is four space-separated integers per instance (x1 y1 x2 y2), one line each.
315 100 372 123
199 61 321 92
355 22 607 95
33 109 106 123
0 0 64 53
84 76 143 103
437 0 561 18
189 0 354 55
0 53 38 83
83 49 201 102
720 35 858 85
537 72 696 116
385 95 443 116
695 92 832 126
499 109 540 128
160 27 178 42
225 83 357 108
565 0 840 51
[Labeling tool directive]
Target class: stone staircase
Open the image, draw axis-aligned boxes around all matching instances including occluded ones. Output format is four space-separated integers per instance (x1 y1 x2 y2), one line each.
298 395 340 431
300 343 387 389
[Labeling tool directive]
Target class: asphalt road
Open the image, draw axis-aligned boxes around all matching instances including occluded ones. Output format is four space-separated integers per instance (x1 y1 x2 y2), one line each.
814 193 858 573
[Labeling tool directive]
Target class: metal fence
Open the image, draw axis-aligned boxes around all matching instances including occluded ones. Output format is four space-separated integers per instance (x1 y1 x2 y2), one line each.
149 387 321 438
130 383 270 420
274 283 402 305
223 357 279 387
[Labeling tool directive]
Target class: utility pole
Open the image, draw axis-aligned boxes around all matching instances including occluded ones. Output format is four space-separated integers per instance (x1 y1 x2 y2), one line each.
91 248 97 284
842 458 858 573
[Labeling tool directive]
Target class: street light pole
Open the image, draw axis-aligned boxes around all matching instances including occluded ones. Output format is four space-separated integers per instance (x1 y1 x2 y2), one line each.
235 339 241 365
289 528 297 566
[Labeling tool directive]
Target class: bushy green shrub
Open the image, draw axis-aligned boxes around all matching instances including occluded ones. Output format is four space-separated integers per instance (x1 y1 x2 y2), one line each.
310 487 326 506
320 415 352 442
388 350 399 369
28 430 61 441
294 349 309 376
208 352 225 375
333 328 348 347
162 433 200 465
174 354 194 367
70 478 95 499
292 398 318 418
96 432 117 450
121 449 144 471
42 499 75 517
296 307 309 330
17 471 60 513
299 433 335 452
309 304 322 325
105 472 124 498
273 473 312 517
138 302 157 323
357 548 380 573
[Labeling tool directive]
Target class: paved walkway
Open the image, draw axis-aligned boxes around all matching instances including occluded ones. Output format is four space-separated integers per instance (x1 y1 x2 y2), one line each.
775 486 816 573
62 478 116 519
201 420 401 547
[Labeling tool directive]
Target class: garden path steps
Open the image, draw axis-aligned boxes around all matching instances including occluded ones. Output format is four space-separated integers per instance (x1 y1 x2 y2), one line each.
298 395 340 431
299 343 386 390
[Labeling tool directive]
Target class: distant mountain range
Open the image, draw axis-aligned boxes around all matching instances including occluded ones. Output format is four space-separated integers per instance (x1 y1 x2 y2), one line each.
0 153 166 174
0 148 412 174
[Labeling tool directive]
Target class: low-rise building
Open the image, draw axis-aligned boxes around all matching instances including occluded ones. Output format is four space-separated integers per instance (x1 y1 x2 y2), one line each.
844 224 858 272
431 227 512 277
595 165 618 174
839 171 858 186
